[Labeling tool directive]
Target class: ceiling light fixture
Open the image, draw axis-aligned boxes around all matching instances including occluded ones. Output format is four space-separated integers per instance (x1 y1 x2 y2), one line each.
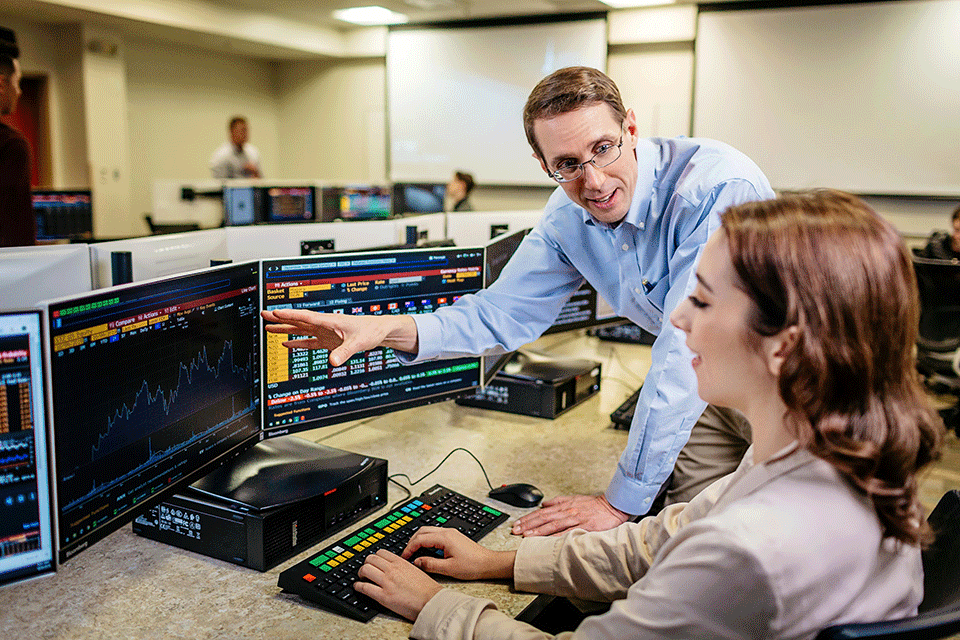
332 6 410 25
598 0 677 7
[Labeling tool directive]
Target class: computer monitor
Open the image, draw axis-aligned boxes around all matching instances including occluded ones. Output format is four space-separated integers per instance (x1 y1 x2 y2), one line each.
43 262 261 563
543 282 619 335
480 227 618 337
480 228 531 382
261 247 483 437
0 245 93 311
223 186 262 226
263 187 315 224
337 186 392 221
32 189 93 241
0 311 56 586
391 183 445 215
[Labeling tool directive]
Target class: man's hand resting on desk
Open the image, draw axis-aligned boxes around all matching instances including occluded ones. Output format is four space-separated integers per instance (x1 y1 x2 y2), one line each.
260 309 418 367
512 494 631 537
354 528 516 621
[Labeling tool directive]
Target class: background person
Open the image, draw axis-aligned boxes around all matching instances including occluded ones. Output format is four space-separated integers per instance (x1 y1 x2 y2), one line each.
0 26 34 248
353 190 943 640
209 115 262 179
447 170 475 212
263 67 774 536
921 204 960 260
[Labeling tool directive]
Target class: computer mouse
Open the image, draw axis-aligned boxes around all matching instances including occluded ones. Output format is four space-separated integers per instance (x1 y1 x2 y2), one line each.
488 483 544 508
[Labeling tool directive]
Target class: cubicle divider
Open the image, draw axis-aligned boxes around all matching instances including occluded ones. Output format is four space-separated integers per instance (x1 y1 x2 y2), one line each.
0 244 94 310
81 209 543 289
89 229 231 288
223 219 400 262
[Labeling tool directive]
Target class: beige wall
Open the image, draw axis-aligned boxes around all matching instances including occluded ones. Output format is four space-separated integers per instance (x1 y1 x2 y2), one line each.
126 38 282 226
276 57 385 183
0 13 88 189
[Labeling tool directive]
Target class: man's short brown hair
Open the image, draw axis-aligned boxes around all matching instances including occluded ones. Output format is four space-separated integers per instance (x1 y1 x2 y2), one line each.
522 66 627 162
0 26 19 77
229 115 247 130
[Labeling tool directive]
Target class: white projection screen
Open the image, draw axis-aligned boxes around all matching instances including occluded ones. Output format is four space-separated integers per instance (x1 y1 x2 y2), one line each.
387 17 607 186
694 0 960 196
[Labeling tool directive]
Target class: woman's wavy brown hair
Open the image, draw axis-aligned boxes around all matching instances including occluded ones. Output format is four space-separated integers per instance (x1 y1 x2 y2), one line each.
722 190 943 545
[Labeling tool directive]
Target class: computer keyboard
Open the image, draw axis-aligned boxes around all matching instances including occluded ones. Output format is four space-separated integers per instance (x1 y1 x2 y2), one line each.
277 484 509 622
588 322 656 345
611 386 642 429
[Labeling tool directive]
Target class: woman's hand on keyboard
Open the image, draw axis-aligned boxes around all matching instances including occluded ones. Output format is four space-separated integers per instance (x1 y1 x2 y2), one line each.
403 527 517 581
355 549 442 621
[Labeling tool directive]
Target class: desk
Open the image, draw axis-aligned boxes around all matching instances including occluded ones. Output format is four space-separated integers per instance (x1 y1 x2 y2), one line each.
0 334 651 640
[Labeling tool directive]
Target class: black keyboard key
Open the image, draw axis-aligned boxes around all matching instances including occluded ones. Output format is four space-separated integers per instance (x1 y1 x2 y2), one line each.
277 484 508 622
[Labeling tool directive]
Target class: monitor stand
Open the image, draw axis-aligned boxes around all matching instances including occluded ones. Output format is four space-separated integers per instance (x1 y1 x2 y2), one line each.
132 436 388 571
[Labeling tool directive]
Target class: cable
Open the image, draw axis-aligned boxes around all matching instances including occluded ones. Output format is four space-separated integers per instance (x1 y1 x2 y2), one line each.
388 447 495 493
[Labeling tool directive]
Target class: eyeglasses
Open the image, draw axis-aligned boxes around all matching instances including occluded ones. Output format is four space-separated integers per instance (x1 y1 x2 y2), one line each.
549 134 624 183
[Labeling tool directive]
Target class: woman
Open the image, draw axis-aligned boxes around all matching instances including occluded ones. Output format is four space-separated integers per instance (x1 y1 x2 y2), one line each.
353 190 943 639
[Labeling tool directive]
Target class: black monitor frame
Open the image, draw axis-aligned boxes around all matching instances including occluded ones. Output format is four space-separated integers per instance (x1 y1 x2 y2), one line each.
334 185 393 221
43 262 262 563
0 310 56 587
31 189 93 241
260 247 484 438
391 183 446 216
223 186 316 225
262 186 316 224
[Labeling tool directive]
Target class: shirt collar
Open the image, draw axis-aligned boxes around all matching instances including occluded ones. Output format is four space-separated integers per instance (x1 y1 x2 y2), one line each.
711 441 814 512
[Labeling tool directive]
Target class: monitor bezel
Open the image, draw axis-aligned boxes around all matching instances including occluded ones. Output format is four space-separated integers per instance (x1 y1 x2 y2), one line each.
0 309 57 586
262 186 317 224
41 261 263 564
259 247 484 438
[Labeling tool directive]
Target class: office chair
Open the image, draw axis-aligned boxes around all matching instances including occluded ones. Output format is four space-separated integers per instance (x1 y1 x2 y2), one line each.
815 490 960 639
913 255 960 436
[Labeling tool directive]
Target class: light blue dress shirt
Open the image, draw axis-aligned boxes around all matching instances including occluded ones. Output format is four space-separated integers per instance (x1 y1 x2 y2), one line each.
407 137 773 515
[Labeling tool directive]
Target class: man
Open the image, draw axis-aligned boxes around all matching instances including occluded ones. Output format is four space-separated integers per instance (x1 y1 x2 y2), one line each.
209 115 262 179
0 27 34 248
263 67 773 536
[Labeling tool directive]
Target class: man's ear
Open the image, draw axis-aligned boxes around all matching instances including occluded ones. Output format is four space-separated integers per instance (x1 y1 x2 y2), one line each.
765 325 799 377
534 152 550 176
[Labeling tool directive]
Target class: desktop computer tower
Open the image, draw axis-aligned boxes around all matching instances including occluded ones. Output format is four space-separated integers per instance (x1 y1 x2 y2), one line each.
457 355 601 418
133 438 388 571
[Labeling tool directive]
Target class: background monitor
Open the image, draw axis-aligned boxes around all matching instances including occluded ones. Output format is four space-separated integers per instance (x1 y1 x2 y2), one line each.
222 186 262 226
261 247 483 436
0 311 56 587
543 282 618 335
44 262 262 563
337 185 392 221
263 187 315 224
0 245 93 311
32 190 93 241
480 228 531 383
391 183 445 215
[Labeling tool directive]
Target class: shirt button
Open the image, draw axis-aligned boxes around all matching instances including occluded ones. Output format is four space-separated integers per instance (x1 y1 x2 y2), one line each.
621 243 629 251
634 288 642 295
638 222 645 230
643 497 651 504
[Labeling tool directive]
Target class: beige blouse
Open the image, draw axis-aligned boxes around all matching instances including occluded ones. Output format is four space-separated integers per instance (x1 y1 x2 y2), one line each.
410 444 922 640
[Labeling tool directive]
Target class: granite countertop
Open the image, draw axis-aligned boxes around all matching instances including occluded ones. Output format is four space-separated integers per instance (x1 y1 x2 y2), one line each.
0 335 650 639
